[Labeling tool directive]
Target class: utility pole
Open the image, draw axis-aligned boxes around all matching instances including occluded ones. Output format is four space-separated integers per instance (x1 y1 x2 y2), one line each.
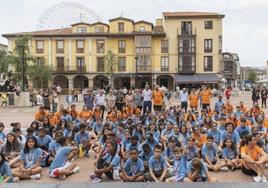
18 45 26 91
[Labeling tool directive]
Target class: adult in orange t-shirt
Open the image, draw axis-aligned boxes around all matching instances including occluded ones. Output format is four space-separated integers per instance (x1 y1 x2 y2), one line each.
35 106 48 121
224 100 233 115
152 85 164 112
191 126 207 148
200 86 212 110
240 135 268 181
79 105 92 121
239 101 247 114
189 89 198 110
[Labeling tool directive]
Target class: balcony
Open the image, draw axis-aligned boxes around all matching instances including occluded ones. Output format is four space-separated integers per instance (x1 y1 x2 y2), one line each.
178 66 196 74
53 65 87 73
177 27 196 36
137 66 151 73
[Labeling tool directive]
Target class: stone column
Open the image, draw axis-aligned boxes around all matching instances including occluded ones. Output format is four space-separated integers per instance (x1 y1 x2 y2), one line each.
68 77 74 93
88 75 94 90
130 76 135 88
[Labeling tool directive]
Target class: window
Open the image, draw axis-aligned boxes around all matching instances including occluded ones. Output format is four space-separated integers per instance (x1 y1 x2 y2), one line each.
76 40 84 53
94 26 104 33
56 40 64 54
77 27 87 33
139 26 146 32
36 40 44 54
161 56 169 71
96 39 105 53
179 38 195 53
118 57 126 72
161 40 168 53
204 56 213 72
181 21 192 34
205 21 213 29
36 57 44 66
97 57 105 72
77 57 85 72
56 57 64 71
118 40 126 53
204 39 213 53
118 22 124 32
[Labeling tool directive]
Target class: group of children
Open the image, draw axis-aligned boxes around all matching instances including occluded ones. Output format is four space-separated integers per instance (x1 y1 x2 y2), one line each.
0 89 268 184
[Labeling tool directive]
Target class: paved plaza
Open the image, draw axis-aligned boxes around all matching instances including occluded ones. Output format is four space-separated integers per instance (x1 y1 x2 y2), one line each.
0 92 267 183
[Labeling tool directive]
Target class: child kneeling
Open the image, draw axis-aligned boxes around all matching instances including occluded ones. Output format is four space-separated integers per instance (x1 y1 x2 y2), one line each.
49 136 80 179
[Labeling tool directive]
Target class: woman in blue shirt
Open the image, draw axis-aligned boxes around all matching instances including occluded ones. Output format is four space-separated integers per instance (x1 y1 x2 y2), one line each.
222 138 240 170
12 136 43 180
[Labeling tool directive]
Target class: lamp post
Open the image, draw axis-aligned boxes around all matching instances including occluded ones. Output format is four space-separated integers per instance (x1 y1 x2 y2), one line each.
135 56 138 88
18 45 26 91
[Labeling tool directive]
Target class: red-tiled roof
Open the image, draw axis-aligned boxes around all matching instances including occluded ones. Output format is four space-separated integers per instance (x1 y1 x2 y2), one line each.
2 28 73 37
163 11 225 18
135 20 153 26
91 21 109 27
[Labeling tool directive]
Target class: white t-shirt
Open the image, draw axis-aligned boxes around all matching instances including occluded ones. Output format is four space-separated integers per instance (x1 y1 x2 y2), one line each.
95 94 106 106
142 89 152 102
179 91 188 102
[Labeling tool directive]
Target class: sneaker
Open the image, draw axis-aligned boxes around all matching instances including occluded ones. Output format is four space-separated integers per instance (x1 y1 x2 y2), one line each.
31 174 41 180
221 167 229 172
253 176 262 183
261 176 267 183
59 175 66 180
89 174 95 180
73 167 80 174
13 177 20 182
92 177 102 183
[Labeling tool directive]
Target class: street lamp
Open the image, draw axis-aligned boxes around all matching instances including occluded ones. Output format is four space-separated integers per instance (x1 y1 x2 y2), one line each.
17 45 26 91
135 56 138 88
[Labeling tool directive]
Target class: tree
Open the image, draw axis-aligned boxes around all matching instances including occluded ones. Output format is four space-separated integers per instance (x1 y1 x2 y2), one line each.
27 57 53 88
105 50 117 89
247 70 257 83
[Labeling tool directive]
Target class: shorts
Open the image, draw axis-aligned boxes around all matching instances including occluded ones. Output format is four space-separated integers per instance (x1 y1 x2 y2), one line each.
241 165 257 176
49 161 71 178
193 176 208 182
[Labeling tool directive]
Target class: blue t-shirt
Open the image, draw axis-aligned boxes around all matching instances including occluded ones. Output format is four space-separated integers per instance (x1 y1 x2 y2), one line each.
173 155 187 176
124 158 145 176
208 129 221 144
0 161 12 177
144 139 159 151
60 114 72 122
126 143 142 153
164 147 175 160
20 148 42 169
49 141 62 153
0 132 7 142
187 160 208 179
64 129 73 138
220 130 240 145
139 150 153 161
185 146 198 161
222 147 237 160
74 132 90 145
161 129 175 139
36 135 53 148
102 152 121 168
92 123 103 134
201 143 218 163
148 155 166 172
49 147 72 173
121 138 131 149
235 125 251 139
132 129 143 142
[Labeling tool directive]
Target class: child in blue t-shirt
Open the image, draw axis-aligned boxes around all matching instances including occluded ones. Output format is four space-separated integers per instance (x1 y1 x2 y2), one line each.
165 147 187 182
74 123 92 157
221 138 240 170
184 158 216 182
139 143 153 171
201 136 221 171
49 136 80 179
0 153 13 184
185 138 199 161
145 145 168 182
91 141 121 183
120 147 144 182
36 127 53 151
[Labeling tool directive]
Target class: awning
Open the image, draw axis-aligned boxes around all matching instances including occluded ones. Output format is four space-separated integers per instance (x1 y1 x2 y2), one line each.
175 73 220 84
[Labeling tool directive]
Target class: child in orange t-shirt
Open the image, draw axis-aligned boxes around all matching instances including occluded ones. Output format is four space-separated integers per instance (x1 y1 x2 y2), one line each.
93 105 102 120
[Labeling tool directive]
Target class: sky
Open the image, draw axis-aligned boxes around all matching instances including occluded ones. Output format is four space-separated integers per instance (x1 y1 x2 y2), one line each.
1 0 268 67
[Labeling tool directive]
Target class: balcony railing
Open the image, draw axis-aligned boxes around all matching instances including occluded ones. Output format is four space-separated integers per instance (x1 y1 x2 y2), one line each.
178 66 196 74
177 28 197 36
137 66 151 73
53 65 87 73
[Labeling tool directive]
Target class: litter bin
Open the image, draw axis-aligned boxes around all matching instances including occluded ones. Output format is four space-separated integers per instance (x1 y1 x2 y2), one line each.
8 93 15 106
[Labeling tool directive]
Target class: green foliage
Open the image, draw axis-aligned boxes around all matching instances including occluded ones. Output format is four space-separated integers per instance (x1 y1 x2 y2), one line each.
104 50 117 88
247 70 257 83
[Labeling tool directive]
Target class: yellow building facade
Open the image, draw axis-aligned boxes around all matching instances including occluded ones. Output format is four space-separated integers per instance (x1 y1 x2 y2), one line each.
3 12 224 91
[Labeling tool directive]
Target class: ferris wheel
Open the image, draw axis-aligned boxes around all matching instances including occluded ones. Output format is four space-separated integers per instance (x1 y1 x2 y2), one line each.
37 1 102 30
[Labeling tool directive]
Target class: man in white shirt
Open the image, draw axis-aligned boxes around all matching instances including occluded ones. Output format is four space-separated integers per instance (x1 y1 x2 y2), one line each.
179 88 188 111
106 89 116 113
94 90 106 119
142 84 152 114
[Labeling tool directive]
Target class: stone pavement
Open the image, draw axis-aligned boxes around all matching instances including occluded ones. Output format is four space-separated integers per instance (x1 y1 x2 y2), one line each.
0 93 267 183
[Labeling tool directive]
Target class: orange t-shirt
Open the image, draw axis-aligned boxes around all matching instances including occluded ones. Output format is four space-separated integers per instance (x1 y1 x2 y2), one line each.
192 134 207 148
153 90 164 106
79 110 92 120
93 109 102 119
55 111 63 122
189 94 198 107
201 90 211 104
49 116 58 126
69 110 79 120
264 119 268 128
241 145 263 161
35 111 48 121
240 106 247 114
225 104 233 114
